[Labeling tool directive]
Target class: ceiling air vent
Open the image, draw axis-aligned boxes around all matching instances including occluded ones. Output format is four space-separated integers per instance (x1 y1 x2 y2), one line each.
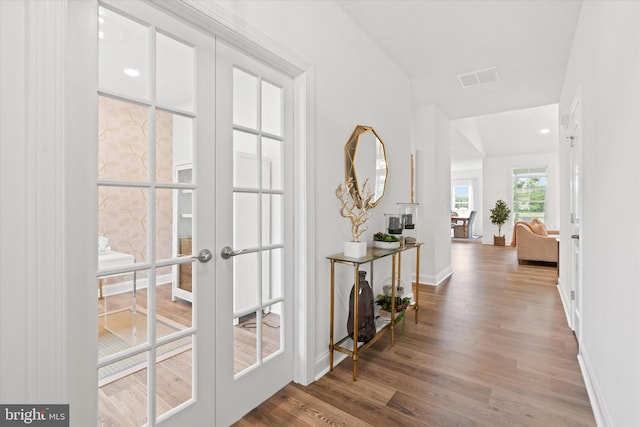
457 66 499 88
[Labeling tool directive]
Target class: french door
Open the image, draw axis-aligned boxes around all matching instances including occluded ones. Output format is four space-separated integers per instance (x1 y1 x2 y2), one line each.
215 41 294 426
95 1 293 425
568 92 583 342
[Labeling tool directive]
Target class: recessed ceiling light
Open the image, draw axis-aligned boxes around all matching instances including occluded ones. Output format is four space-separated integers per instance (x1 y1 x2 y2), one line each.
123 68 140 78
540 128 550 135
98 31 105 39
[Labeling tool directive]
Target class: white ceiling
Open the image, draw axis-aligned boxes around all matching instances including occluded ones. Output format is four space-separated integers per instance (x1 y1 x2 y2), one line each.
336 0 582 169
451 103 560 170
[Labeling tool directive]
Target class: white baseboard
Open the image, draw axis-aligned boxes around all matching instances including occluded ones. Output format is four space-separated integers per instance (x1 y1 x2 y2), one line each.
556 282 573 329
101 273 173 297
418 266 453 287
578 348 612 426
314 349 348 381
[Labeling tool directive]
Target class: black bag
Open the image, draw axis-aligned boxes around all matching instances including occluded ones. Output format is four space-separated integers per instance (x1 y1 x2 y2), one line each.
347 271 376 343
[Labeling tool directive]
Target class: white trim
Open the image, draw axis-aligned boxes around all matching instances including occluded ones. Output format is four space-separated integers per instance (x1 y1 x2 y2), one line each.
29 0 66 401
293 68 316 385
158 1 311 76
556 282 573 329
0 0 67 402
65 1 99 424
578 349 612 427
418 266 453 287
1 0 30 401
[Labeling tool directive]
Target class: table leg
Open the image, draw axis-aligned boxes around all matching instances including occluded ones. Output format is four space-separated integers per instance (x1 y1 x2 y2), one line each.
415 245 421 324
352 265 359 381
329 260 335 371
390 254 396 347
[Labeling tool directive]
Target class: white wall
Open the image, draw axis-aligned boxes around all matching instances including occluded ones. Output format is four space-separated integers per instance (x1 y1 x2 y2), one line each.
413 105 452 285
451 169 483 237
482 152 560 245
213 0 414 376
559 2 640 425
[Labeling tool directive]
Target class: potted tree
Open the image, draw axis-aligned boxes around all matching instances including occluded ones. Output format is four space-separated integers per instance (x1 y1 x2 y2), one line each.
490 199 511 246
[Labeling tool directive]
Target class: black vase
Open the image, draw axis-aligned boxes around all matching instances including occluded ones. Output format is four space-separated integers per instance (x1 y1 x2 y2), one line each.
347 271 376 343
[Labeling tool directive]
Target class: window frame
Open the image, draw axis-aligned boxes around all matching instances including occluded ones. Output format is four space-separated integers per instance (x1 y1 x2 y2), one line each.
451 181 472 217
511 166 548 225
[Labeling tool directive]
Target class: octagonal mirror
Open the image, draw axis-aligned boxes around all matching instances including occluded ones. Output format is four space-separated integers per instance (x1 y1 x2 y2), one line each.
344 125 388 209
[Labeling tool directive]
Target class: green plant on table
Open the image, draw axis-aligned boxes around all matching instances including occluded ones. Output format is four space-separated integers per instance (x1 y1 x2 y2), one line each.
373 232 399 242
376 294 412 322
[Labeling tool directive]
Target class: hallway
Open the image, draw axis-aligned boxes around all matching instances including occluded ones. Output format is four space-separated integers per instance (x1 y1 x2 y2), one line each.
236 242 595 426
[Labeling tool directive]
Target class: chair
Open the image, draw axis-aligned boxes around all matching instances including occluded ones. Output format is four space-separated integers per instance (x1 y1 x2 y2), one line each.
453 210 476 238
514 222 559 264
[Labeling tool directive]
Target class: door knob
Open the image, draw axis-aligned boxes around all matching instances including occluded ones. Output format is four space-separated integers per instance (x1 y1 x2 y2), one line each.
571 234 580 240
220 246 248 259
192 249 213 263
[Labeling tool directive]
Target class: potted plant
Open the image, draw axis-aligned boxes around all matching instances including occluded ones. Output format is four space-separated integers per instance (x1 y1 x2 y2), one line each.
490 199 511 246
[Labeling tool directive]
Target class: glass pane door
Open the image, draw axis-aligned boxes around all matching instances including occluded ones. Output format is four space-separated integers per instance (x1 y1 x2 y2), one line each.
96 2 215 425
215 41 294 426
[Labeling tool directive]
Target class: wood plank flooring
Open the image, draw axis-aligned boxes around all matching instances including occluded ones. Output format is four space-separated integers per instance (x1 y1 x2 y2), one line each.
235 242 595 427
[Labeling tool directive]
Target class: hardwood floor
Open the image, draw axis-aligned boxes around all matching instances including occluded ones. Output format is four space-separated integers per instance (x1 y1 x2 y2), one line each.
235 242 595 427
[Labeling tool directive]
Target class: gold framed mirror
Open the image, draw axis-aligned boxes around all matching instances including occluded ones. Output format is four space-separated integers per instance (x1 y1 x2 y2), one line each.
344 125 388 209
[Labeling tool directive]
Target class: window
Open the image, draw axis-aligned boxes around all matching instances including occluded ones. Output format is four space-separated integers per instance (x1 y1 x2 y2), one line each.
452 184 471 217
512 167 547 223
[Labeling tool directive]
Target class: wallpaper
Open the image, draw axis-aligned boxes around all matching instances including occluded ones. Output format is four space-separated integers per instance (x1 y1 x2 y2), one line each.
98 96 174 266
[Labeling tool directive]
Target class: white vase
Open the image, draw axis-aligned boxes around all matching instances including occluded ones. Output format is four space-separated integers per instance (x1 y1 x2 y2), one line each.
344 241 367 258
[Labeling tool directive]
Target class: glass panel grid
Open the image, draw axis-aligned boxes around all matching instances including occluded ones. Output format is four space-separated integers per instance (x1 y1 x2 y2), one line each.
231 64 290 379
99 96 150 182
156 32 195 112
155 337 193 418
98 6 150 101
98 354 148 426
98 6 201 425
512 167 548 224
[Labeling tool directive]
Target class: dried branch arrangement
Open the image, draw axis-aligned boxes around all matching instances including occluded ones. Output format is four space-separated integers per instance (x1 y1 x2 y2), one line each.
335 178 374 242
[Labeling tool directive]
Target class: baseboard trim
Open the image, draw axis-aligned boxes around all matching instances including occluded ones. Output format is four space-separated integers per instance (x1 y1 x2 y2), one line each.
578 348 612 426
556 282 573 329
314 350 348 381
418 266 453 287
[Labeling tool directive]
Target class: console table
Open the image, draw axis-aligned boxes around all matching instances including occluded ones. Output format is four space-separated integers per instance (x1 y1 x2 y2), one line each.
327 243 423 381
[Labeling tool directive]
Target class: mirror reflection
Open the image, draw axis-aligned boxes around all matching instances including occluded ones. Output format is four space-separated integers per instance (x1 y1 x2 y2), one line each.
344 125 388 208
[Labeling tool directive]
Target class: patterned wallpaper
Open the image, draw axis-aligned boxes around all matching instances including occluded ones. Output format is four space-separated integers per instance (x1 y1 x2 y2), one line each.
98 96 174 264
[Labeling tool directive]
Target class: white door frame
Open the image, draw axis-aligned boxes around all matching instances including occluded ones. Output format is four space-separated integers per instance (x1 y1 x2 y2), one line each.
567 90 583 343
62 1 315 424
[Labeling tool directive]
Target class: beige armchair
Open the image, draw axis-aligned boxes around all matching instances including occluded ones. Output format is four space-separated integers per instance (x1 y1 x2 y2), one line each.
515 223 559 264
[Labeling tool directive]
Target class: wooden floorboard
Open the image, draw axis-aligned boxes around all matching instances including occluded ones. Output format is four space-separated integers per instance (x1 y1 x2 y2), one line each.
236 242 595 426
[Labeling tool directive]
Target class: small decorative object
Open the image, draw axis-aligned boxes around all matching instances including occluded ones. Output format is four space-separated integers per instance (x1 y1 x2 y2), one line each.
384 213 403 235
397 202 419 245
347 271 376 343
382 277 404 298
372 232 400 249
375 294 412 322
98 235 111 253
336 177 374 258
490 199 511 246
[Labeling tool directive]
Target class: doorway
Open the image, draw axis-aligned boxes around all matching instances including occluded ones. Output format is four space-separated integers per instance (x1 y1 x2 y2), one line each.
94 1 297 425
